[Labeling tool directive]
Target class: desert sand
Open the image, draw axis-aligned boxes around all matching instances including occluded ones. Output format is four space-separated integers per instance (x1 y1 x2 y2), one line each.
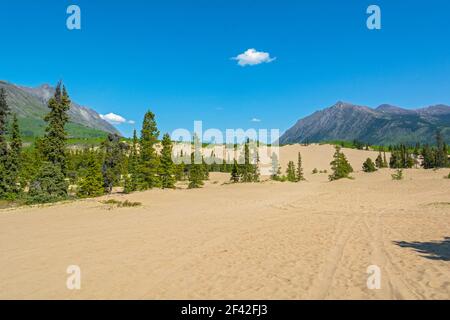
0 144 449 299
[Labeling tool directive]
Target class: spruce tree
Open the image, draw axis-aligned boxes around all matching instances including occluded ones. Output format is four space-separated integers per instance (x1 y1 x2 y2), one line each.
296 152 305 181
7 114 22 195
329 146 353 181
127 129 140 191
202 156 210 180
286 161 297 182
139 111 160 189
0 88 9 197
362 158 377 172
422 145 435 169
435 130 448 168
252 151 260 182
28 162 68 203
188 134 204 188
32 82 71 200
42 82 71 174
102 133 125 193
77 150 104 198
270 152 282 181
0 88 8 160
375 152 383 168
160 133 176 189
188 154 204 188
241 140 254 182
230 160 240 183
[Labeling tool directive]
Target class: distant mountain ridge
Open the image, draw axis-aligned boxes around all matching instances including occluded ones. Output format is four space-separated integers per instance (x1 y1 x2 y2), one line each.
0 80 120 138
280 101 450 145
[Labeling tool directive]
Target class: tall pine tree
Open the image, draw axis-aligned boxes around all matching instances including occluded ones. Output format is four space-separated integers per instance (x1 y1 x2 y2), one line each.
30 82 70 200
139 111 161 189
435 130 448 168
0 88 9 197
126 129 140 192
42 82 71 174
296 152 305 181
240 139 254 182
188 134 204 188
102 133 125 193
160 133 176 189
7 114 22 195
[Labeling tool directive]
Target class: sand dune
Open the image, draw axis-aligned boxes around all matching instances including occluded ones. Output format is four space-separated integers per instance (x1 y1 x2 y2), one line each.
0 145 449 299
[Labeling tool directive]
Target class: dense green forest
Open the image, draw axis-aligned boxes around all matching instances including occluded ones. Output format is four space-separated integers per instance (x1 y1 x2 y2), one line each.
0 84 449 206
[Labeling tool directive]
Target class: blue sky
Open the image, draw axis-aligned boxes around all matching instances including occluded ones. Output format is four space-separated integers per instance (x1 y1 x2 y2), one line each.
1 0 450 137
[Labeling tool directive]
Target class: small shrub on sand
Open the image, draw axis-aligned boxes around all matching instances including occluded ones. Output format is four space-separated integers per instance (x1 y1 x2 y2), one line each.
362 158 377 173
101 199 142 208
312 168 318 174
391 169 404 181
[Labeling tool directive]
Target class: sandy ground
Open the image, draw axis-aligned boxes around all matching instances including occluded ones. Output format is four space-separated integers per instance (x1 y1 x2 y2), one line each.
0 144 449 300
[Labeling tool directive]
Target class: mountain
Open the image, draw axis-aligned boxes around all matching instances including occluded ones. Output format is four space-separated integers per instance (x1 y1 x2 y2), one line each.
0 80 121 139
279 101 450 145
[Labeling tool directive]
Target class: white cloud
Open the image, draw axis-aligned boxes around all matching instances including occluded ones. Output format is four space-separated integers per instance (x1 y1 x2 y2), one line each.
232 49 276 67
100 113 134 125
251 118 261 123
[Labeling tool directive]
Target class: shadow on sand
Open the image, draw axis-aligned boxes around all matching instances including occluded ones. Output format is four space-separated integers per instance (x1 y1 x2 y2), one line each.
394 237 450 261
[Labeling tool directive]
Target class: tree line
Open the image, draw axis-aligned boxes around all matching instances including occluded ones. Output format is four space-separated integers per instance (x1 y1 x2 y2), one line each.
0 84 211 203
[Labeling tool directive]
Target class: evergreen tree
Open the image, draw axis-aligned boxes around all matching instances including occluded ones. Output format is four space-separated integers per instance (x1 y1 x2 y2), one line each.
28 162 68 203
127 129 140 192
202 156 210 180
422 144 435 169
253 151 260 182
296 152 305 181
188 154 204 188
139 111 161 189
230 160 240 183
19 138 44 187
102 133 125 193
6 114 22 195
375 152 383 168
286 161 297 182
390 145 414 169
160 133 176 189
0 88 8 159
240 140 254 182
42 82 71 174
329 146 353 181
77 150 104 198
0 88 9 197
270 152 282 180
435 130 448 168
362 158 377 172
32 82 71 200
174 150 186 181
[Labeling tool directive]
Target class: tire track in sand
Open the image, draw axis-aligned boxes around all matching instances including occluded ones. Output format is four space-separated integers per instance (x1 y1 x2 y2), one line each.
362 210 422 299
306 214 360 299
